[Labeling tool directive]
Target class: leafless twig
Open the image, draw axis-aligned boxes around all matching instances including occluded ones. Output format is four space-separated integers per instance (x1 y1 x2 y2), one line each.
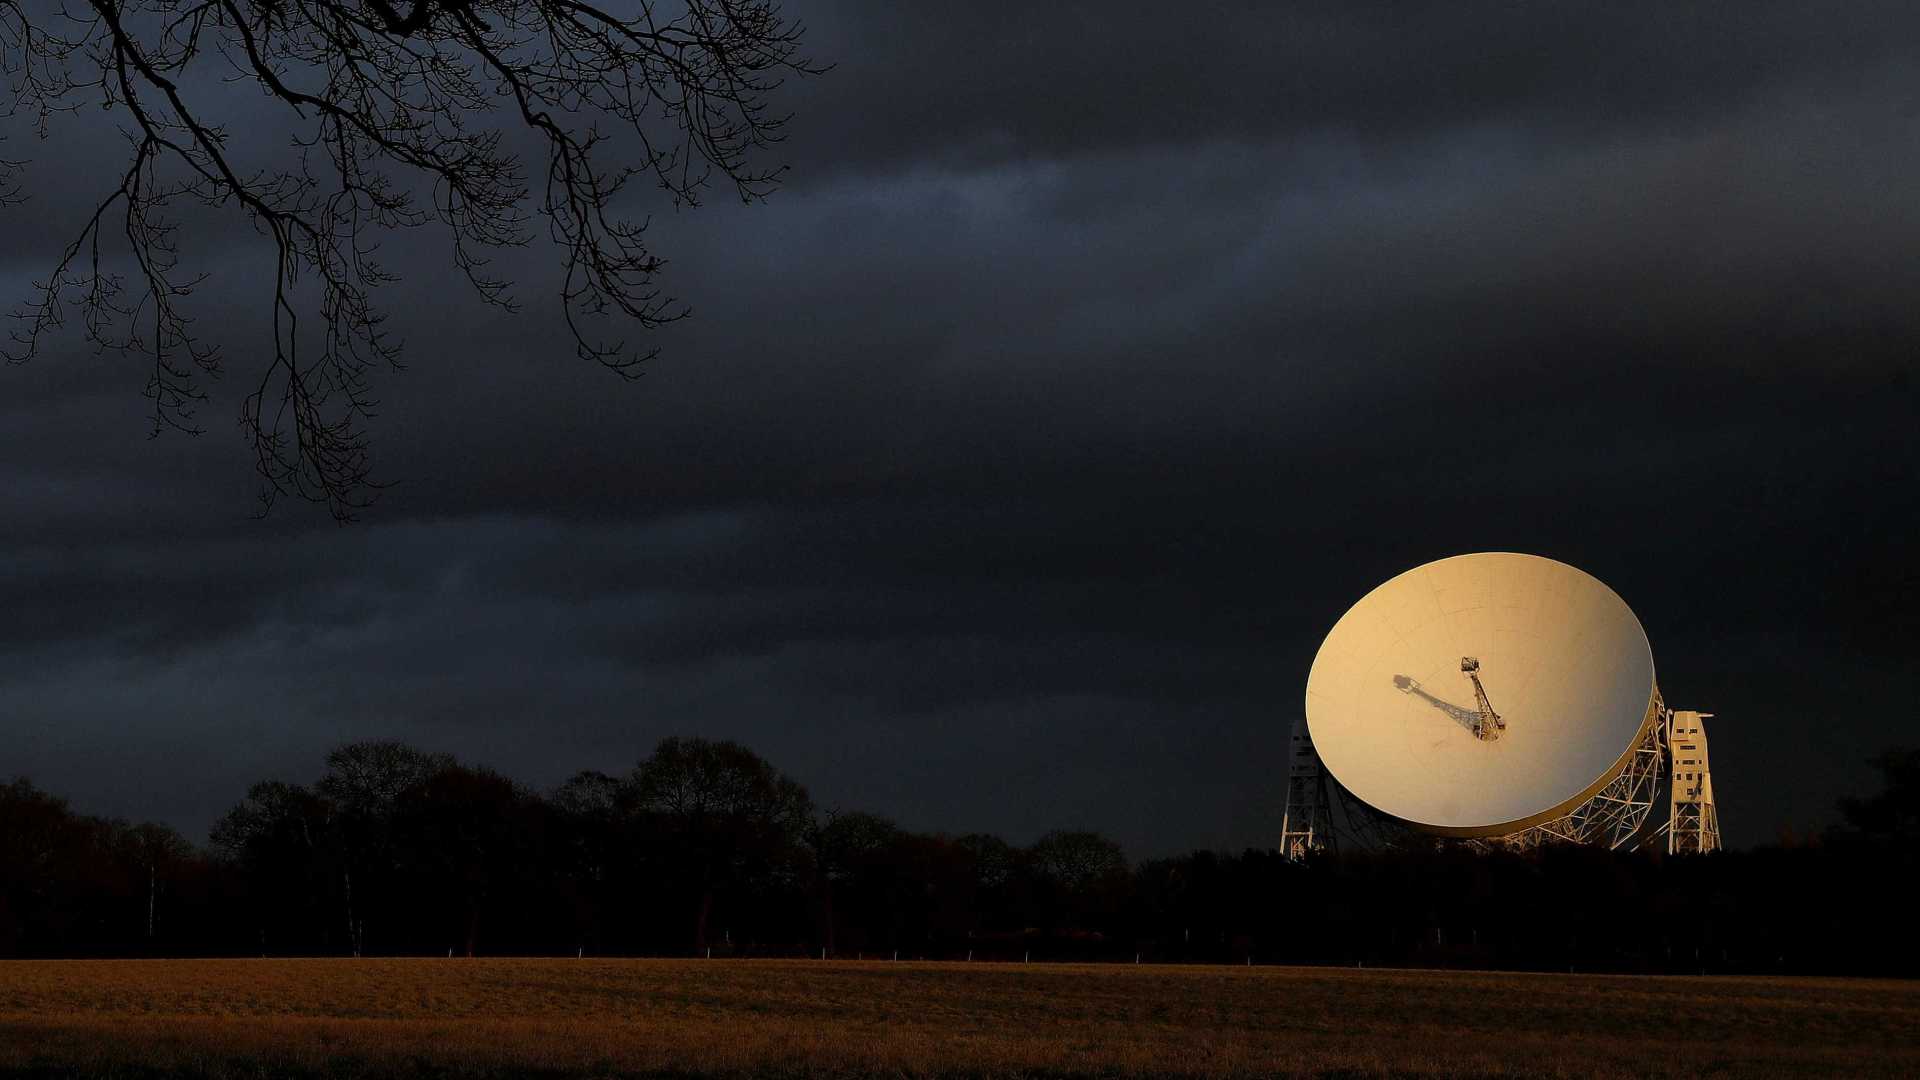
2 0 821 518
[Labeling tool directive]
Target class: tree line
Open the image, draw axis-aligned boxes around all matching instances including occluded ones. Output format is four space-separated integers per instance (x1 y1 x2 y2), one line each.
3 739 1915 975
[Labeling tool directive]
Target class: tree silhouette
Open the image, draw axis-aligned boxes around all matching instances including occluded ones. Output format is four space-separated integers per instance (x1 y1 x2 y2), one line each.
550 769 627 954
1028 829 1128 932
115 821 192 941
1835 747 1920 847
1 0 821 517
1029 830 1127 893
0 779 87 954
10 741 1920 971
391 763 533 956
630 736 811 950
316 740 456 954
805 809 899 954
209 779 342 953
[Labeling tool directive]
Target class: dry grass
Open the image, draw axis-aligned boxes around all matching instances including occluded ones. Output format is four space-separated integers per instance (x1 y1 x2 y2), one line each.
2 958 1916 1078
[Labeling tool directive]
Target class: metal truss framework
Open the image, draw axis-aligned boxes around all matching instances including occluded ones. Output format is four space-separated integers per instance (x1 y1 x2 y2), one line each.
1279 714 1335 858
1664 799 1722 854
1283 693 1723 856
1483 697 1669 853
1657 710 1723 855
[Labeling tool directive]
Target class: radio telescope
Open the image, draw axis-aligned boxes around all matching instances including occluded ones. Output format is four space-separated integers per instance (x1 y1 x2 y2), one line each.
1281 553 1721 855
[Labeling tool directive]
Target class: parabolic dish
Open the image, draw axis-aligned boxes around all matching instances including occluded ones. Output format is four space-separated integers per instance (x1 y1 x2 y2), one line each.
1304 552 1657 837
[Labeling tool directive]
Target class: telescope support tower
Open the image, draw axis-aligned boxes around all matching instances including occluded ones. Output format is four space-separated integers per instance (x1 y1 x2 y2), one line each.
1490 699 1668 851
1662 710 1722 854
1280 713 1335 858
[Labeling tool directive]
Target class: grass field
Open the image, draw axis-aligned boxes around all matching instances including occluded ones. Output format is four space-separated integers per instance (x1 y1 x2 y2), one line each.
2 958 1916 1078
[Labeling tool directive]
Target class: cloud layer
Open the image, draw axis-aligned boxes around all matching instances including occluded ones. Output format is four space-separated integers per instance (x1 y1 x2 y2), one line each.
3 2 1916 852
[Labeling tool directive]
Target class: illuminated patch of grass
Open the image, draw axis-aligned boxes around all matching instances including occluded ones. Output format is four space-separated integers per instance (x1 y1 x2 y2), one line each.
1 959 1915 1078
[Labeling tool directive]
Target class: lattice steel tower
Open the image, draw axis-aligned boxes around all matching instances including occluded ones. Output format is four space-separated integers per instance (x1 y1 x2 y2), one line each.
1279 713 1335 858
1664 710 1722 854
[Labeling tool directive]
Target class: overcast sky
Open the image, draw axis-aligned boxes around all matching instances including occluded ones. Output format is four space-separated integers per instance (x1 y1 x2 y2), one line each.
3 2 1915 854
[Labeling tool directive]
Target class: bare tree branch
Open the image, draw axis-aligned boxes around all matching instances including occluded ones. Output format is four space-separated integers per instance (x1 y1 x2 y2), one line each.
2 0 821 518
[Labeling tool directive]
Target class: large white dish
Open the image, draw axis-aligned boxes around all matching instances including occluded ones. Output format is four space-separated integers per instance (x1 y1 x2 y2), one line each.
1304 553 1657 837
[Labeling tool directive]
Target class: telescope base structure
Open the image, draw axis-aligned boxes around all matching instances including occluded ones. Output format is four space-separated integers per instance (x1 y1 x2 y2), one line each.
1282 701 1721 855
1279 719 1335 858
1654 710 1723 855
1483 700 1669 852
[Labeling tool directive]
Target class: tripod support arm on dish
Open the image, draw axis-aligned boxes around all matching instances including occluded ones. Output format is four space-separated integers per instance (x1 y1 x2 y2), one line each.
1461 657 1504 741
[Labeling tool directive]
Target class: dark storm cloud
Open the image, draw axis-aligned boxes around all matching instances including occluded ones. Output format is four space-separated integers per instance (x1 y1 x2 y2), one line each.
3 3 1916 852
785 1 1920 173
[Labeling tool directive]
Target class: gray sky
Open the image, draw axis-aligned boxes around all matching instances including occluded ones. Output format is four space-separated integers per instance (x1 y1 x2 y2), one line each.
3 1 1915 854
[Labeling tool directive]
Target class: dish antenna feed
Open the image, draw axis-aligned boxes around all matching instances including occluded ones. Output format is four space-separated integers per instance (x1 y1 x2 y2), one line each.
1459 656 1503 741
1280 552 1721 856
